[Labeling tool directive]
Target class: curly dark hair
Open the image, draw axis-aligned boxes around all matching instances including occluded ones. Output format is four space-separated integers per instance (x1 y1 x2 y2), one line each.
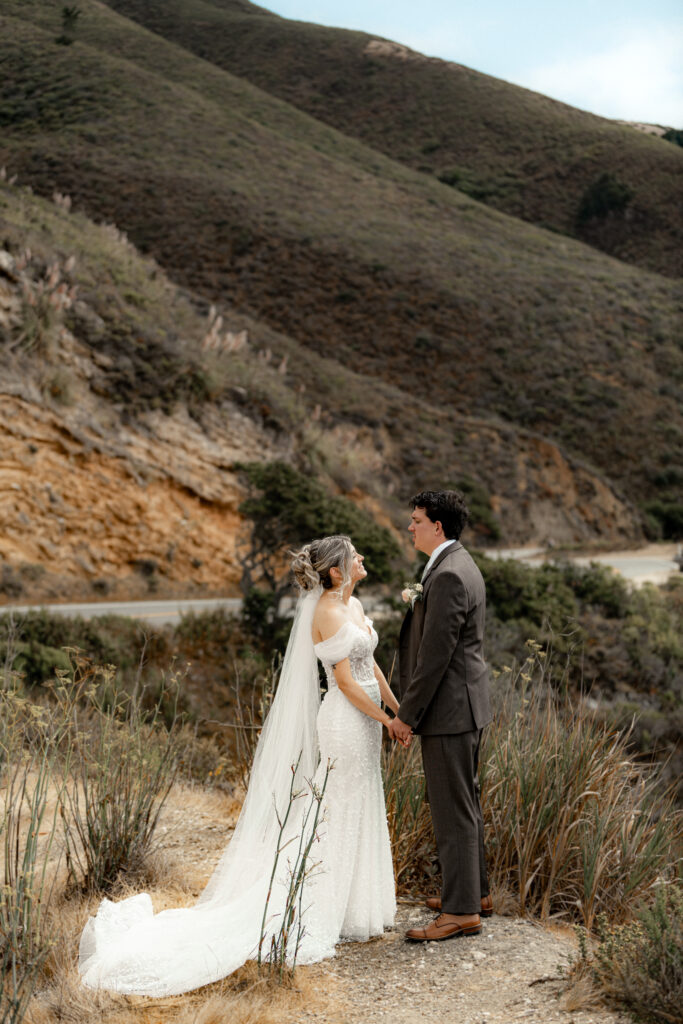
410 490 469 540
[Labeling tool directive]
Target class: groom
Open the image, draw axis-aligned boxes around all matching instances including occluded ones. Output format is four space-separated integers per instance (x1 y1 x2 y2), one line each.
388 489 492 941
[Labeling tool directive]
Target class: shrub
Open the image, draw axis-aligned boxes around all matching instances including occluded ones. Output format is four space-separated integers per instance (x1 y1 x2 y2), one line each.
578 884 683 1023
473 554 579 632
55 5 82 46
577 173 634 224
662 128 683 147
0 683 65 1023
0 609 169 689
643 499 683 540
551 560 629 619
53 651 183 893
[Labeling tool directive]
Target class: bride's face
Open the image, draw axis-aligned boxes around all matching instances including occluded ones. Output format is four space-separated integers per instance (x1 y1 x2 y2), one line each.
349 548 367 584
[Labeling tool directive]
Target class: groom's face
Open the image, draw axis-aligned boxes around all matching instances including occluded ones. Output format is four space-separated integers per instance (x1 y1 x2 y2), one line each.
408 507 443 556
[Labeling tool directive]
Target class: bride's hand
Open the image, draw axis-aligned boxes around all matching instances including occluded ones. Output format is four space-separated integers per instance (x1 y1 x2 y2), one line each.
387 716 413 748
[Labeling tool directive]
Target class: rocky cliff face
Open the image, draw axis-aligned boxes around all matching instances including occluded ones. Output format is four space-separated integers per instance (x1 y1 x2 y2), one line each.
1 393 265 601
0 232 285 602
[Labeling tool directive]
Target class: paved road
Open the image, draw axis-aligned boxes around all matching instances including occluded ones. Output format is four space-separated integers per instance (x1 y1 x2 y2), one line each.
489 543 681 586
2 546 679 624
1 597 243 626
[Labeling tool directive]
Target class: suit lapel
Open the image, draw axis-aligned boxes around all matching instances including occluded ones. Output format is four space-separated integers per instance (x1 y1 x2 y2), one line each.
421 540 461 587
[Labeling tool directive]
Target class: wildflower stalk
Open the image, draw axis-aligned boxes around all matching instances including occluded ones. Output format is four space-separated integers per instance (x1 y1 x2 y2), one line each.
257 755 333 979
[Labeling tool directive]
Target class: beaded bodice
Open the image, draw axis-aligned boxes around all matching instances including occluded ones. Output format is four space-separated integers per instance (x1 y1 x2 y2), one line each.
314 619 378 689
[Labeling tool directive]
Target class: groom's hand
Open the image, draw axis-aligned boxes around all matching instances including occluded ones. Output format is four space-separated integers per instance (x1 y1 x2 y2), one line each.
388 716 413 747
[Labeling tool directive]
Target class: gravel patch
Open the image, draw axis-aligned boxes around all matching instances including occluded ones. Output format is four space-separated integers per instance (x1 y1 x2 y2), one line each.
297 903 629 1024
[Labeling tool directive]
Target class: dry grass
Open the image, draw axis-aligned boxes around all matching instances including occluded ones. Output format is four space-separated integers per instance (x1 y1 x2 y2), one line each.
558 970 603 1015
25 891 337 1024
481 649 681 929
382 740 435 893
11 773 337 1024
382 644 681 926
3 751 338 1022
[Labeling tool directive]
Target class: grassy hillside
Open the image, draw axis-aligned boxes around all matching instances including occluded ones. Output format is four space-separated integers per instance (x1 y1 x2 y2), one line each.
2 173 643 613
103 0 683 279
1 0 681 540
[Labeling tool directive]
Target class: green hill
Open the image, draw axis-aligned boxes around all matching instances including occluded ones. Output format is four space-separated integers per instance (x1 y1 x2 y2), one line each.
102 0 683 279
1 0 681 541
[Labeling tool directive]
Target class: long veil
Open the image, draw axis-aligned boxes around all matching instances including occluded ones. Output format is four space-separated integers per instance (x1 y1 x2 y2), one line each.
79 585 327 997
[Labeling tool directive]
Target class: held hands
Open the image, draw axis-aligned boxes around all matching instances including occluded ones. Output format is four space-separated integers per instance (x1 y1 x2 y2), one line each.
387 715 413 748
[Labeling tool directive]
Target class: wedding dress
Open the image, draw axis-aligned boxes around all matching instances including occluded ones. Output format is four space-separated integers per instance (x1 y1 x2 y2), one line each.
78 587 396 996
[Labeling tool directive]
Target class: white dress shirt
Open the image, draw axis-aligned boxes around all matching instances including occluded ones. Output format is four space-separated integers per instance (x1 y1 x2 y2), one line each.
421 539 456 581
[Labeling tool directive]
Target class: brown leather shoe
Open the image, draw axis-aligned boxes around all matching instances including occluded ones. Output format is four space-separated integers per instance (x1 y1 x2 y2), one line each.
406 913 482 942
424 894 493 917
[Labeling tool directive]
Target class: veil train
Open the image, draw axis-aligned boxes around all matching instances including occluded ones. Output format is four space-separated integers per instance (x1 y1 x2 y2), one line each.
79 586 332 997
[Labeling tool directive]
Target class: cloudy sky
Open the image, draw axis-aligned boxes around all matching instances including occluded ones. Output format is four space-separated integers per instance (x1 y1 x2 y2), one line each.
260 0 683 126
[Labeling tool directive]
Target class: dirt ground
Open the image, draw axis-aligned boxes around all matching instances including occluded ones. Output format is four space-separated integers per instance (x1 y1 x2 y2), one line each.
149 787 629 1024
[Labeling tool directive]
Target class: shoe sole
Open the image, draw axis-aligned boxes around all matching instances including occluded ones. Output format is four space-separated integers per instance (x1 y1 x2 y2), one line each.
424 902 493 917
406 925 482 942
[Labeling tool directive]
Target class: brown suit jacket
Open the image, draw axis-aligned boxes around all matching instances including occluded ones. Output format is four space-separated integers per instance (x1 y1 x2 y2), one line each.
397 541 491 735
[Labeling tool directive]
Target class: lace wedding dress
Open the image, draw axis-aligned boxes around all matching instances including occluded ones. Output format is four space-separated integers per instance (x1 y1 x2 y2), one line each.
78 589 395 996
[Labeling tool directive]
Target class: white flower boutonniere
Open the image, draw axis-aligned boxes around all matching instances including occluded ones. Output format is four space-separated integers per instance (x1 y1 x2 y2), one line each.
401 581 423 610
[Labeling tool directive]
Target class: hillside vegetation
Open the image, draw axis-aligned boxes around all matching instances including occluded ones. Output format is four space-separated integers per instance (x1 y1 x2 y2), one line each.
3 174 646 603
1 0 681 544
103 0 683 279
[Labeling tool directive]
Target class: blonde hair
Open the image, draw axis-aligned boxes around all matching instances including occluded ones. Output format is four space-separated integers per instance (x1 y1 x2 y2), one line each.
290 535 355 593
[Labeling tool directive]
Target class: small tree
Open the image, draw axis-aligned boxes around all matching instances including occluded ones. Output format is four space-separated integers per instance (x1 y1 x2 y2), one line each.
56 5 81 46
236 461 402 629
577 172 633 225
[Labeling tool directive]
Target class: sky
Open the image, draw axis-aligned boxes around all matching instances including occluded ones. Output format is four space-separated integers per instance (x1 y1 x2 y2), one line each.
260 0 683 126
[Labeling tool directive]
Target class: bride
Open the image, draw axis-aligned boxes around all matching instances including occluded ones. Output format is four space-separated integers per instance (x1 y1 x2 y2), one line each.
79 535 404 996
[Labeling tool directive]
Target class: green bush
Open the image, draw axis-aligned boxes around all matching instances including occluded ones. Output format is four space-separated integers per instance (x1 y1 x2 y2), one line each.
551 560 629 619
662 128 683 147
643 499 683 540
0 610 170 687
473 554 578 632
577 172 634 224
582 884 683 1023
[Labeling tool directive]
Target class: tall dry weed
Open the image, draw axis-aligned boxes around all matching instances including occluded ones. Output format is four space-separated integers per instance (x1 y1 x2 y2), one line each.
482 645 680 928
382 641 681 925
0 677 67 1023
52 650 182 894
381 740 436 892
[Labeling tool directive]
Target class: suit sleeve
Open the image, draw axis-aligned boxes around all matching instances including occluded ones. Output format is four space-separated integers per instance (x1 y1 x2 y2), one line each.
397 570 468 729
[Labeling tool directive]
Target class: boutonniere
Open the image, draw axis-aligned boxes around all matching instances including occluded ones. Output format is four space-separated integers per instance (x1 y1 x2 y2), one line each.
401 581 423 609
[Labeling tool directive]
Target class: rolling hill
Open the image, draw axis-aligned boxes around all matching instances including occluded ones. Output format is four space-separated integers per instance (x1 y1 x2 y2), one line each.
0 0 681 588
102 0 683 279
2 179 645 600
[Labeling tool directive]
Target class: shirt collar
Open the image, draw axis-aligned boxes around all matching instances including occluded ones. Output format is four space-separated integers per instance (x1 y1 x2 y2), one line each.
421 539 456 581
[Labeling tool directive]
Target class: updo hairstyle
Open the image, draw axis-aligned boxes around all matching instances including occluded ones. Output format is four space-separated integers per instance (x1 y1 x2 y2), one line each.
291 535 355 593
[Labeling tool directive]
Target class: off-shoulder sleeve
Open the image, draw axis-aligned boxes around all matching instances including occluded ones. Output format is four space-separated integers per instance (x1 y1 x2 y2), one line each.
313 622 357 663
